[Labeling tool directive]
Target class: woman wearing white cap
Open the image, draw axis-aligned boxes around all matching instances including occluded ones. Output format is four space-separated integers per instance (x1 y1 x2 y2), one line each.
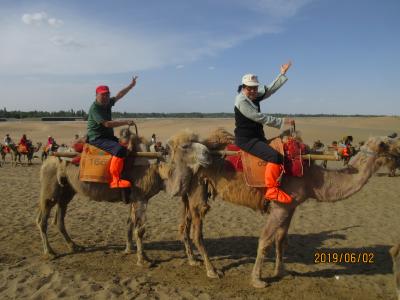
234 61 294 204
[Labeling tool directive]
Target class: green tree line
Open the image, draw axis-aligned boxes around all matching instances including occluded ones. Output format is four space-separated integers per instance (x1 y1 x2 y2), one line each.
0 107 393 119
0 108 87 119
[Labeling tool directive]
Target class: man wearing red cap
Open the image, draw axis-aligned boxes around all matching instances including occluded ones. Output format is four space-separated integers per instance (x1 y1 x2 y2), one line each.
87 76 138 188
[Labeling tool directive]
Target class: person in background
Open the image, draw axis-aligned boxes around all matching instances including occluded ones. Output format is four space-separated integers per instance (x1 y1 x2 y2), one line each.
3 134 13 146
151 133 157 144
18 134 29 153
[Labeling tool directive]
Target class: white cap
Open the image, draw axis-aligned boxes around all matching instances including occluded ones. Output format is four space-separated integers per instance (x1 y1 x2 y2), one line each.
241 74 259 87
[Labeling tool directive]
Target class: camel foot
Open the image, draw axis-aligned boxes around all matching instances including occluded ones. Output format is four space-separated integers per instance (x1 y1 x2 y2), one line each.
136 257 154 268
42 251 56 260
207 269 223 279
69 243 84 253
273 266 287 278
251 277 268 288
124 247 133 255
188 258 202 267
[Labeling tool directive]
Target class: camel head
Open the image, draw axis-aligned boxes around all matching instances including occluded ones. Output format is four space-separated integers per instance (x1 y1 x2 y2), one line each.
375 136 400 171
348 135 395 170
119 127 148 152
35 142 42 152
160 130 211 196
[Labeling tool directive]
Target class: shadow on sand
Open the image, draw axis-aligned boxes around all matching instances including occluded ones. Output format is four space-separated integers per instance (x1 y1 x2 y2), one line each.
53 226 394 278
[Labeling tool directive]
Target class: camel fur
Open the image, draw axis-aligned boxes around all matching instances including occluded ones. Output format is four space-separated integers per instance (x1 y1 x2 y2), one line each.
36 128 210 267
376 137 400 176
165 128 396 287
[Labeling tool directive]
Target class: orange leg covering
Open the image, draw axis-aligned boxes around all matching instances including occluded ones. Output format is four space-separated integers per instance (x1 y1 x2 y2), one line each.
109 156 131 189
264 162 292 204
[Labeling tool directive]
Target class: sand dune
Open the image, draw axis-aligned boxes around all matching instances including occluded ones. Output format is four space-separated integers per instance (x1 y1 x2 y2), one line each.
0 117 399 299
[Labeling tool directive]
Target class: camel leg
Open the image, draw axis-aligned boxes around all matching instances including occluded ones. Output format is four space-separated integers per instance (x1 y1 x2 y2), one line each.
37 161 71 259
54 189 82 253
179 195 200 266
130 200 152 267
251 201 293 288
188 179 221 278
273 209 295 278
191 211 222 278
124 204 134 254
36 197 57 259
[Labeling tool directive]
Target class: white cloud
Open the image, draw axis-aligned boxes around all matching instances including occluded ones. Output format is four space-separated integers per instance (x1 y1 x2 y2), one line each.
22 12 47 25
22 12 63 27
2 3 310 76
238 0 314 18
48 18 64 27
50 36 84 49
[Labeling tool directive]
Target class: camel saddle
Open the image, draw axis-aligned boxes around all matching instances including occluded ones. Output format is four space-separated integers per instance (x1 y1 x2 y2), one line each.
79 144 112 183
226 137 307 187
18 144 29 154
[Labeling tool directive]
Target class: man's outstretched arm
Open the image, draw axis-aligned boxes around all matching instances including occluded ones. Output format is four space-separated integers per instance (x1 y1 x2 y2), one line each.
114 76 138 102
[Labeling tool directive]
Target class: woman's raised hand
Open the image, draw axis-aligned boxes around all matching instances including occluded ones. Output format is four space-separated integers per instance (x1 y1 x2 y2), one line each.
280 61 292 75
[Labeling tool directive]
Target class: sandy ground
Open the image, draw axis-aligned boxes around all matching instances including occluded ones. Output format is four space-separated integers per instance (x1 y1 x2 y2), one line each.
0 117 399 300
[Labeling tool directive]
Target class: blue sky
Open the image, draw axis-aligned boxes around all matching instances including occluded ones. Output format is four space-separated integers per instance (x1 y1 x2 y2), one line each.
0 0 399 114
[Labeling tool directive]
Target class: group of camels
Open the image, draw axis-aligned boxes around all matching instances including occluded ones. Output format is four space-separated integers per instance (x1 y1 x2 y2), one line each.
0 141 42 166
36 127 400 290
311 135 400 176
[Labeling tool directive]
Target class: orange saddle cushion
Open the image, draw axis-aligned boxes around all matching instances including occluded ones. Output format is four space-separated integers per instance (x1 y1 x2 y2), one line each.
79 144 112 183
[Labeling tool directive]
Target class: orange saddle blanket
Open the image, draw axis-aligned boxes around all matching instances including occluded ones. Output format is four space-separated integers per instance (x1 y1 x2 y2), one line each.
18 144 28 154
226 138 308 187
79 144 112 183
240 138 285 187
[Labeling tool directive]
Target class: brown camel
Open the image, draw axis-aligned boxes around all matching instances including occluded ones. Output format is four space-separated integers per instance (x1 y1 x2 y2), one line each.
36 129 210 267
377 138 400 176
1 143 13 165
162 128 395 287
1 143 16 166
390 244 400 300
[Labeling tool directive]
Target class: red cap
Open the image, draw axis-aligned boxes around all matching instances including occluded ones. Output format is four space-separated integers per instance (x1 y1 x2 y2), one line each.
95 85 110 94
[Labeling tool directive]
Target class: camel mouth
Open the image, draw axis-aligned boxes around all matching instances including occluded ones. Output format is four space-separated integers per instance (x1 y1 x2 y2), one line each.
199 158 211 168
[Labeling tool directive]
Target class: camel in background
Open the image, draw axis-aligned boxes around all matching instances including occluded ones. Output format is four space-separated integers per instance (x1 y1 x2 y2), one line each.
377 137 400 176
8 141 42 165
162 128 396 287
41 142 60 161
36 129 210 267
0 143 15 166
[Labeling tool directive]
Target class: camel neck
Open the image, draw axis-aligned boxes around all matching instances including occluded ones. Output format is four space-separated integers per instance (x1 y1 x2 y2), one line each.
310 154 377 202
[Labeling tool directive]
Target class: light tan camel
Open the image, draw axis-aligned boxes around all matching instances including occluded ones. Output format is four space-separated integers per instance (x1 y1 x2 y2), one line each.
162 128 395 287
36 129 210 267
390 244 400 300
